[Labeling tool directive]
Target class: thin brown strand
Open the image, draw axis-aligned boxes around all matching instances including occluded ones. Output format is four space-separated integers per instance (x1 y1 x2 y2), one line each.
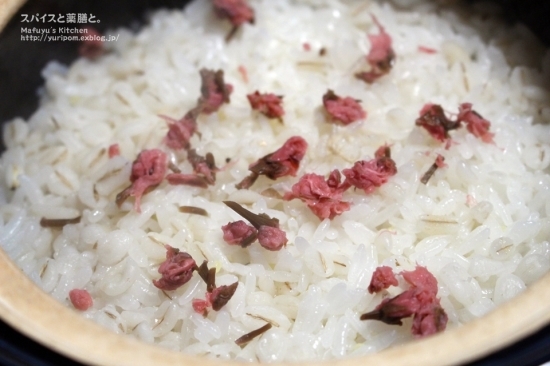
420 163 439 184
40 216 81 228
211 282 238 311
240 231 258 248
55 170 74 190
179 206 209 217
197 260 210 283
168 161 181 173
246 313 280 327
225 25 239 42
235 323 272 346
260 188 283 199
223 201 279 229
39 261 48 278
206 267 217 293
89 148 106 169
319 252 327 272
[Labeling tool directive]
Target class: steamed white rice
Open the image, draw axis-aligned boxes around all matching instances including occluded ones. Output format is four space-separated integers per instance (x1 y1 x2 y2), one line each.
2 0 550 361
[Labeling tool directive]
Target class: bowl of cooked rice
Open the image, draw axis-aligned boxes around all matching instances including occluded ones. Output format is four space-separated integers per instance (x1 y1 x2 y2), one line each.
1 0 550 365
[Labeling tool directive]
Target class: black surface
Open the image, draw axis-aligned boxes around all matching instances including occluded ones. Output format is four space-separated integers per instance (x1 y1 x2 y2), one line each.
0 0 550 365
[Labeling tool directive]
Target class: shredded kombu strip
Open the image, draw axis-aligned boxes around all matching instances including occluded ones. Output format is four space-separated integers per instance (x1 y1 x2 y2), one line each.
236 136 308 189
115 149 168 212
235 323 273 346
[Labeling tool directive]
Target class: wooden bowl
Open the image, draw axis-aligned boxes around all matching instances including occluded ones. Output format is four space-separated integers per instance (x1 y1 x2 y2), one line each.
1 1 550 365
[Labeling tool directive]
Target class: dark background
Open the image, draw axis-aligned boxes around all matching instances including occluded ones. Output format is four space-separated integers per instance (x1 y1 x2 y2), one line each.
1 0 550 125
1 0 550 365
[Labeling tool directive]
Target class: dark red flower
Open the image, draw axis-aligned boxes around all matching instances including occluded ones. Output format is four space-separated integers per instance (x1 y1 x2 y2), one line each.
411 303 448 337
188 149 218 185
236 136 308 189
360 290 418 325
153 245 197 291
198 69 233 114
368 266 398 294
355 15 395 83
361 265 448 338
78 26 104 60
416 103 494 144
223 201 287 251
457 103 494 143
284 170 350 220
247 91 285 121
161 108 199 150
415 103 461 142
115 149 168 212
213 0 254 27
322 90 366 125
342 146 397 194
222 220 258 247
257 225 287 251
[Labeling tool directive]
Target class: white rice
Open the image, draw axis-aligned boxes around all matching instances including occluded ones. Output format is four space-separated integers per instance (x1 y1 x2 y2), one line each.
2 0 550 361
